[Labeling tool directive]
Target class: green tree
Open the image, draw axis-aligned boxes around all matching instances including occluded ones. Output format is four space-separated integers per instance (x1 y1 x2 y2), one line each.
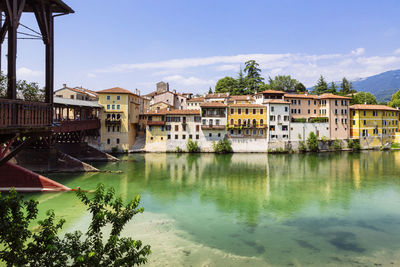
295 82 307 93
0 185 151 266
339 77 356 95
212 139 233 153
208 86 213 94
306 132 319 152
235 67 246 95
17 80 45 102
329 82 338 94
215 76 237 93
311 75 329 95
351 92 378 105
0 72 7 98
389 89 400 108
268 75 299 92
186 138 200 152
243 60 264 94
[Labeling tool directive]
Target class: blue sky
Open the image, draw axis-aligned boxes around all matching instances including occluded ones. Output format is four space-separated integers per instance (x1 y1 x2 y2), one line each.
7 0 400 94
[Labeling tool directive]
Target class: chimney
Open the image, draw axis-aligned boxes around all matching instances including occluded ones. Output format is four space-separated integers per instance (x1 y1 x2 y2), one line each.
167 107 171 111
173 89 176 94
63 83 66 88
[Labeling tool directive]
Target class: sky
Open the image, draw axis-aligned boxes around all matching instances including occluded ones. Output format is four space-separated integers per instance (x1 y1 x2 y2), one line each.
4 0 400 95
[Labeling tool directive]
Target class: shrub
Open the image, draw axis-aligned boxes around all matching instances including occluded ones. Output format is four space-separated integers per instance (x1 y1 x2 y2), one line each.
212 139 233 153
111 146 119 153
391 143 400 149
306 132 319 152
309 117 329 123
0 185 151 266
186 138 200 152
331 139 342 151
292 118 307 123
175 146 184 153
320 136 328 143
298 134 307 152
348 139 361 150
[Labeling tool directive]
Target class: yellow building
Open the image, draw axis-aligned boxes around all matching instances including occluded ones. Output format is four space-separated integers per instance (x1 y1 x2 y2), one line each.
227 104 267 137
350 104 399 147
97 87 140 152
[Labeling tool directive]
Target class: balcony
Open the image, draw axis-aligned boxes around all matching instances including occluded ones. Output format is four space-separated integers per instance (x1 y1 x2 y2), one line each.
147 120 165 126
0 99 52 132
105 118 121 125
201 125 226 130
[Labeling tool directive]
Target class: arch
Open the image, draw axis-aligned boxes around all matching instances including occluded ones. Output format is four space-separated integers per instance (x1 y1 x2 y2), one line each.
260 119 264 126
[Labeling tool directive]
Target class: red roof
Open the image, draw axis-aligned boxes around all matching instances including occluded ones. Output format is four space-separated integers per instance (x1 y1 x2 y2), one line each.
187 97 205 102
143 109 201 115
97 87 138 96
350 104 399 111
284 93 317 99
229 104 265 108
205 93 229 98
318 93 351 99
259 90 285 94
228 95 254 101
200 102 227 107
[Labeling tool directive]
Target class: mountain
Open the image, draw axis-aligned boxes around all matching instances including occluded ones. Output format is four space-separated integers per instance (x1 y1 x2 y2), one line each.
351 70 400 102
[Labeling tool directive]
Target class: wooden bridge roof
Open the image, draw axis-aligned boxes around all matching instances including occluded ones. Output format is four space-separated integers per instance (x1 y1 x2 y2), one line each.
0 0 74 14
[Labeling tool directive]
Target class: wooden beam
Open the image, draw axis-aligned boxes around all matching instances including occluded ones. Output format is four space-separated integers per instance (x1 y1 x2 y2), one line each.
0 137 32 167
44 5 53 104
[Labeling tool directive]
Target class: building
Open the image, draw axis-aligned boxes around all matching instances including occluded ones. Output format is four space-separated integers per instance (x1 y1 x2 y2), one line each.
144 82 190 111
284 93 319 120
318 94 350 139
200 102 228 141
54 84 98 101
227 95 254 105
187 97 204 110
97 87 140 152
204 93 229 103
350 104 399 147
227 104 267 138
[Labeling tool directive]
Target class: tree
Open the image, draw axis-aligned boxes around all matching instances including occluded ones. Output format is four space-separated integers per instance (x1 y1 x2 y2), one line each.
339 77 356 95
17 80 45 102
306 132 319 152
329 82 338 94
389 89 400 108
236 67 246 95
208 86 213 94
0 185 151 266
351 92 378 105
311 75 329 95
215 76 237 93
295 82 307 93
186 138 200 152
0 72 7 98
243 60 264 94
268 75 299 92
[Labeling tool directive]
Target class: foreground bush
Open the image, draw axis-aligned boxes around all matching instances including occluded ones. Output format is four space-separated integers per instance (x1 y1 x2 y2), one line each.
347 139 361 150
213 139 233 153
0 184 151 266
306 132 319 152
186 138 200 152
331 139 342 151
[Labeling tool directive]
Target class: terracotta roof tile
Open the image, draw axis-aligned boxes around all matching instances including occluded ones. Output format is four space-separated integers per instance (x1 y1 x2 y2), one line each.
350 104 399 111
97 87 138 96
228 95 254 101
258 90 285 94
205 93 229 98
284 93 318 99
187 97 205 102
318 93 351 99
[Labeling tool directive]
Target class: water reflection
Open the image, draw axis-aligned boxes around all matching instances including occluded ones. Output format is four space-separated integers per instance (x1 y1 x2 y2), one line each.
29 151 400 265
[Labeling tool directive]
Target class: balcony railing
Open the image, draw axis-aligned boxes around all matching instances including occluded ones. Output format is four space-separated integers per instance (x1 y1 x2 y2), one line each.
147 120 165 126
52 119 100 133
201 125 226 130
0 99 52 129
228 124 267 129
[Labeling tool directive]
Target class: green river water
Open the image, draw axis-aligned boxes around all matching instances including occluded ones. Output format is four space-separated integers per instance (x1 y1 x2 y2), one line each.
28 151 400 266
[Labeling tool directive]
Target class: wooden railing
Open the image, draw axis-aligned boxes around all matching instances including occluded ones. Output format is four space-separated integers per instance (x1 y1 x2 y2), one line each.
0 99 52 128
52 119 100 133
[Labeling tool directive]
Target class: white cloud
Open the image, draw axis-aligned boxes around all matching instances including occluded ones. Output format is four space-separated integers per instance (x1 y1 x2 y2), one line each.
163 75 215 87
17 67 43 77
393 48 400 55
87 73 96 78
351 48 365 56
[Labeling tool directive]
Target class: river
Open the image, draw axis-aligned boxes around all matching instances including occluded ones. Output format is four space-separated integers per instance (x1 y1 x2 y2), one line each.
28 151 400 266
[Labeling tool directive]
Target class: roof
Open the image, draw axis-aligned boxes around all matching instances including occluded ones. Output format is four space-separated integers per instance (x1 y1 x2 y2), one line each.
187 97 205 102
54 97 102 108
144 109 201 115
263 99 290 104
205 93 229 98
150 101 173 107
318 93 351 99
229 104 265 108
200 102 227 108
350 104 399 111
259 90 285 94
17 0 74 14
228 95 255 101
284 93 317 99
55 86 98 98
97 87 138 96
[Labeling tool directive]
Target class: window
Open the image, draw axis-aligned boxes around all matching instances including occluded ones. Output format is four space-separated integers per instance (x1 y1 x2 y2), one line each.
373 128 378 134
270 115 275 121
245 129 249 135
260 119 264 126
253 109 256 114
260 109 264 114
231 108 234 114
107 138 110 144
362 129 368 137
363 111 366 116
260 129 264 135
175 135 178 139
196 125 200 132
116 104 120 110
373 111 377 116
218 133 221 137
363 120 366 126
117 126 120 132
202 119 206 125
298 100 301 105
308 109 310 114
175 125 179 131
270 125 275 131
196 135 199 140
335 100 338 106
230 130 234 134
335 118 338 124
352 120 355 125
166 125 171 131
238 130 242 134
298 109 301 114
116 138 120 144
271 107 274 112
168 134 171 139
189 134 192 139
194 116 201 122
308 100 310 105
182 135 186 139
335 109 338 115
112 104 115 110
314 109 316 114
245 108 249 114
161 126 165 131
112 126 115 132
209 133 212 137
238 109 242 114
107 126 110 132
238 119 242 125
107 104 110 109
282 125 288 131
230 119 234 125
353 111 356 116
117 95 120 100
285 107 288 112
107 95 110 100
182 125 186 131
